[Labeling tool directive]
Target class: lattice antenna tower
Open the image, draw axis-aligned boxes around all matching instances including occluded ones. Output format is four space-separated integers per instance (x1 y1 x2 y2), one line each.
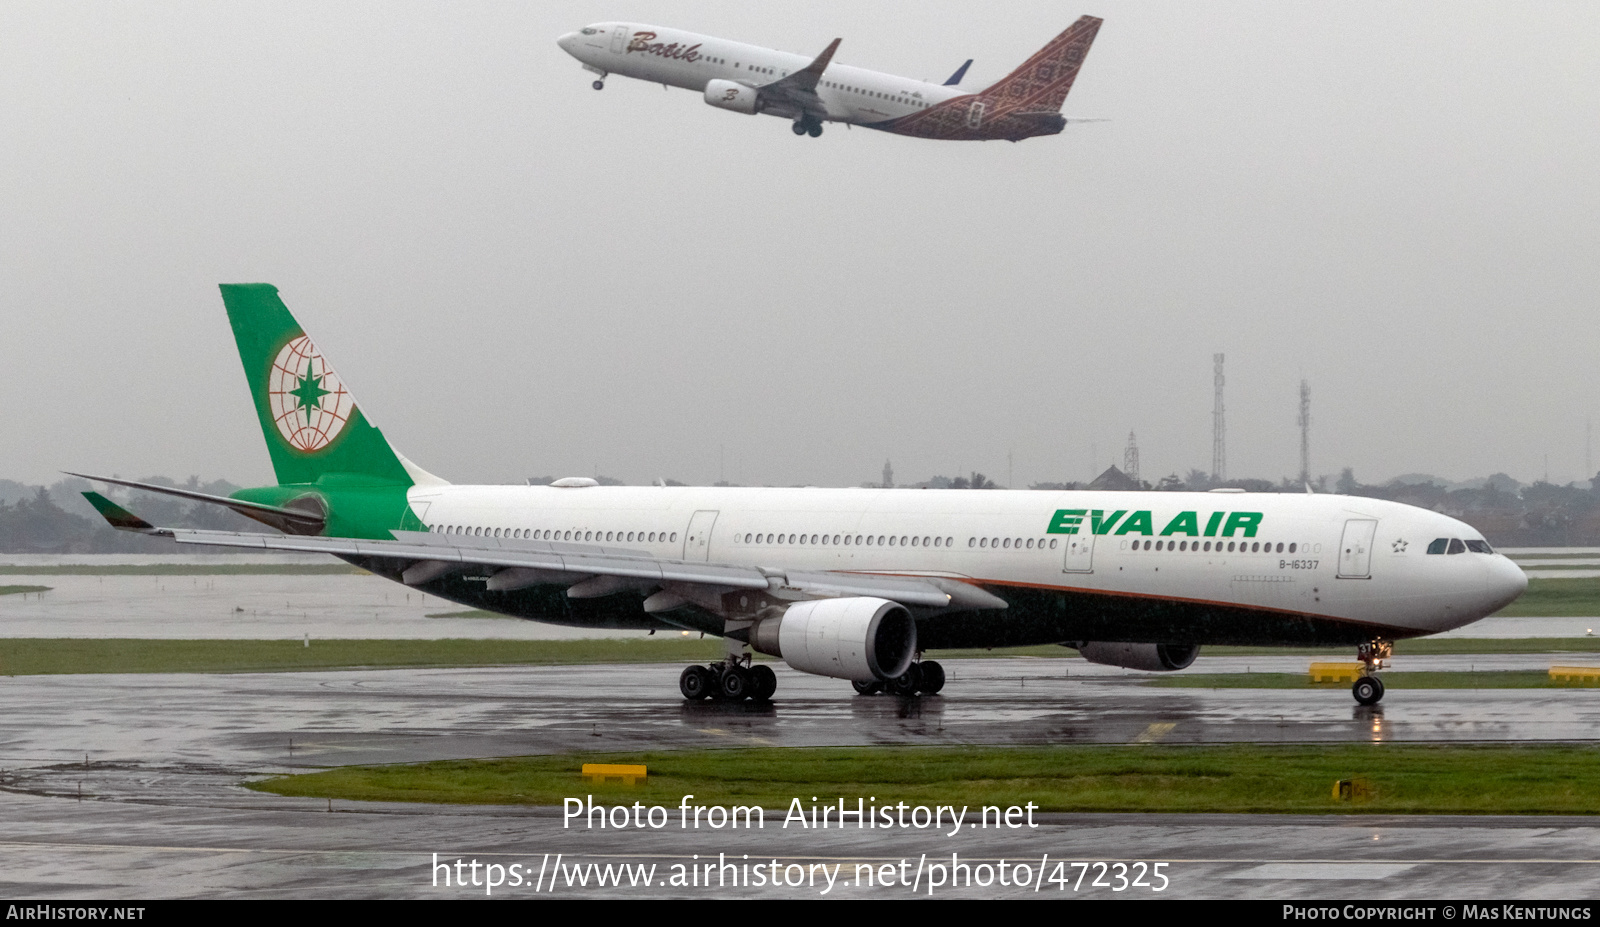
1212 354 1226 482
1298 379 1311 486
1124 432 1140 485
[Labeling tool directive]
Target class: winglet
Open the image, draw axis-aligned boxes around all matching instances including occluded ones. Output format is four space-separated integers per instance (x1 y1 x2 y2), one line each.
943 59 973 86
798 37 841 81
81 491 158 532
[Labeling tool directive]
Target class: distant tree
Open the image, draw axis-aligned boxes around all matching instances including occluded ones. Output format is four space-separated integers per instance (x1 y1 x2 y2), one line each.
1155 473 1185 492
595 476 625 486
1336 468 1359 495
1183 469 1213 491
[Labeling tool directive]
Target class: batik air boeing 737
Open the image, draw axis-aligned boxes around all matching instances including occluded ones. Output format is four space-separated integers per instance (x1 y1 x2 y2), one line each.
78 286 1526 705
555 17 1102 141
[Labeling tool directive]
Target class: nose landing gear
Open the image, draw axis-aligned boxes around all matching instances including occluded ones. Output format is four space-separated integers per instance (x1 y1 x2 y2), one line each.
592 80 605 90
1351 639 1392 705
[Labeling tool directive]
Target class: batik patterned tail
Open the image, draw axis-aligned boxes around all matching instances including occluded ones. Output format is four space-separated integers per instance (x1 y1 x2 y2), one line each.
880 15 1102 142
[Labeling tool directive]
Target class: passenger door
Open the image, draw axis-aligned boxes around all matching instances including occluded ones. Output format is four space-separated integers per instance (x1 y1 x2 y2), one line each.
1062 533 1095 573
683 510 719 561
1337 519 1378 579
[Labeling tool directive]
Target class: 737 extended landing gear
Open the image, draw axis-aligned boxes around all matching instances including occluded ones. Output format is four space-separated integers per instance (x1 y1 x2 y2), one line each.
792 116 824 138
680 659 777 703
853 660 945 697
592 79 605 90
1352 639 1393 705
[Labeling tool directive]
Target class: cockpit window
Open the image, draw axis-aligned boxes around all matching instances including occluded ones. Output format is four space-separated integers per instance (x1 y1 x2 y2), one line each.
1447 538 1467 554
1427 538 1449 554
581 27 597 35
1465 539 1494 554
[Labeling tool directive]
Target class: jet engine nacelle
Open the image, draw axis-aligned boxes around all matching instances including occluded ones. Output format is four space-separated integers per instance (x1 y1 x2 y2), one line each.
703 79 760 115
1075 641 1199 672
748 597 916 681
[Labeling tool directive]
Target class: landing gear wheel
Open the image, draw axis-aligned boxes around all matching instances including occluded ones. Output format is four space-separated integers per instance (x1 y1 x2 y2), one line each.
679 665 712 700
807 123 823 138
1352 675 1384 706
918 661 946 695
792 121 808 135
852 679 883 696
592 80 605 90
750 665 777 702
719 666 750 701
888 663 923 697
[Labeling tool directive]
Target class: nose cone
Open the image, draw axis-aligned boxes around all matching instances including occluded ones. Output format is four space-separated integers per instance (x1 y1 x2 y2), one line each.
1484 555 1530 614
556 32 579 54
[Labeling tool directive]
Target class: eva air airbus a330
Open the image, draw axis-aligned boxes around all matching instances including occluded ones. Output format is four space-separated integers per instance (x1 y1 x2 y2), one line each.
79 286 1527 705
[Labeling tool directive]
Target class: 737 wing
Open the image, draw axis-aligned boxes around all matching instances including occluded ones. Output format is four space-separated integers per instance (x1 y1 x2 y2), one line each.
754 37 840 119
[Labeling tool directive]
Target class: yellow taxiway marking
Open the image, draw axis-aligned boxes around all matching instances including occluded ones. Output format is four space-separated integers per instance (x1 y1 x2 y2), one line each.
1133 722 1176 743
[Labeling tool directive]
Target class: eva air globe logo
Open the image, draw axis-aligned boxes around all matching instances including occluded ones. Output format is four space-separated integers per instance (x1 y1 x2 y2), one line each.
268 335 353 452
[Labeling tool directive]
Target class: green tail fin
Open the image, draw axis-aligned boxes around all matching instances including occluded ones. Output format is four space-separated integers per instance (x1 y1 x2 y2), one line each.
220 284 411 488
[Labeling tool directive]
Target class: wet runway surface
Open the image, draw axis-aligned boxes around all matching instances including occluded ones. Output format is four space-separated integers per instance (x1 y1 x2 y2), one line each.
4 657 1600 898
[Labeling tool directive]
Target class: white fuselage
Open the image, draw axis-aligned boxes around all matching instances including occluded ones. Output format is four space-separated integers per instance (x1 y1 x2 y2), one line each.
557 23 968 126
406 483 1527 642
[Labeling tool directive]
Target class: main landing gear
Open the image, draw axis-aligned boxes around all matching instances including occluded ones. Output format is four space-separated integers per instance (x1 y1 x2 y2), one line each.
1352 639 1393 706
791 116 824 138
680 658 777 703
852 660 946 697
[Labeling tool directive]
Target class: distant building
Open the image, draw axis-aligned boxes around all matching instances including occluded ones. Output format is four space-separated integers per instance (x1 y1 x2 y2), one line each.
1088 465 1143 491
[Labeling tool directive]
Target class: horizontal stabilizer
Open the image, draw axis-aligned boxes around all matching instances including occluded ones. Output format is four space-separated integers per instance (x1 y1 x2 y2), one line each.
65 472 327 534
81 491 156 532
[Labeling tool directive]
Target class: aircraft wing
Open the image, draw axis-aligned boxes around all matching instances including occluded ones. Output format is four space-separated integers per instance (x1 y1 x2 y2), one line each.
85 496 983 610
755 37 841 116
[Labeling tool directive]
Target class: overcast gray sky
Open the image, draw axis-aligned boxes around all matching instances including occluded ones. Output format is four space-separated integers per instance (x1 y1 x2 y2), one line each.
3 2 1598 490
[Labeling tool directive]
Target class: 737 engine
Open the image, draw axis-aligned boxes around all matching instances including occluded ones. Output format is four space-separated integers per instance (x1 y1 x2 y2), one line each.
1074 641 1199 672
747 597 916 681
703 79 761 114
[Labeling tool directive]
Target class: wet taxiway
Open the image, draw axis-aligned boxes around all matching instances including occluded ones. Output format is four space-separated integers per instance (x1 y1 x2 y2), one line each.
3 657 1600 898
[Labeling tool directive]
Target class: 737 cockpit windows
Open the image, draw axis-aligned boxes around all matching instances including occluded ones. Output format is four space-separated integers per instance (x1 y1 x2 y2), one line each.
1428 538 1494 554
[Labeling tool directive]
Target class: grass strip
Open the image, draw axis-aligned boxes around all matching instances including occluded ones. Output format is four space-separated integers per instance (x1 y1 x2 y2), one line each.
425 609 520 620
0 585 50 596
1145 671 1577 690
0 564 363 576
932 639 1600 658
0 638 726 675
4 638 1600 675
1493 577 1600 617
248 743 1600 815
